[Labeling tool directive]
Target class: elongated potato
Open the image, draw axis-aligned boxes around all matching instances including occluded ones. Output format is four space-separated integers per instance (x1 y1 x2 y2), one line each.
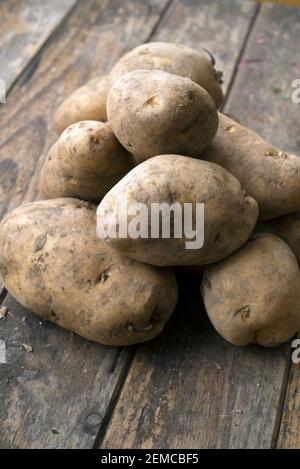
0 199 178 346
97 154 259 266
107 70 218 162
202 233 300 347
53 76 110 134
257 211 300 264
39 121 134 202
109 42 223 108
204 113 300 220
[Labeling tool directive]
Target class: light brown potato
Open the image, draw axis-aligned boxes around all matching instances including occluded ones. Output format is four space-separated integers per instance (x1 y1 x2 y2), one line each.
39 121 134 202
53 76 110 134
202 233 300 347
204 113 300 220
109 42 223 108
107 70 218 162
257 211 300 264
97 154 259 266
0 199 178 346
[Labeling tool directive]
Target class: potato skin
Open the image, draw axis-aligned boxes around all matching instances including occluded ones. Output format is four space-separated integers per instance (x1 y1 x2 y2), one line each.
109 42 223 108
204 113 300 220
257 211 300 264
202 233 300 347
39 121 134 202
0 199 178 346
97 154 259 266
53 76 110 134
107 70 218 162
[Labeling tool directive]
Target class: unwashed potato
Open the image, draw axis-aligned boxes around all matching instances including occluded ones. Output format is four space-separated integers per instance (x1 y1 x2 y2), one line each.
107 70 219 162
109 42 224 108
97 154 259 266
257 211 300 264
204 113 300 220
53 76 110 134
0 199 178 346
202 233 300 347
39 121 134 202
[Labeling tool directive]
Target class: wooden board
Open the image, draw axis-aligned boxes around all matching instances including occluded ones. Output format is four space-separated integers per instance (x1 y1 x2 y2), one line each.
0 0 170 449
0 295 134 449
278 350 300 448
100 2 300 449
151 0 259 96
0 0 78 93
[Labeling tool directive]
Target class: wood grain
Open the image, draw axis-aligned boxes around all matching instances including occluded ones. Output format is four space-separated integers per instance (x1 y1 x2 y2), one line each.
151 0 258 96
0 294 134 449
226 2 300 156
0 0 78 92
0 0 170 448
278 349 300 448
101 1 300 449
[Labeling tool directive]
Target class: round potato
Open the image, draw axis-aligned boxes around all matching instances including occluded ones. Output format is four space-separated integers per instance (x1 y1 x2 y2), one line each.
109 42 223 108
97 154 259 266
107 70 219 162
39 120 134 202
0 199 178 346
202 233 300 347
257 211 300 264
53 76 110 134
204 113 300 220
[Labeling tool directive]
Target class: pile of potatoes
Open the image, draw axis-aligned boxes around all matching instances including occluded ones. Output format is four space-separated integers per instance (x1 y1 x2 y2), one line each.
1 42 300 348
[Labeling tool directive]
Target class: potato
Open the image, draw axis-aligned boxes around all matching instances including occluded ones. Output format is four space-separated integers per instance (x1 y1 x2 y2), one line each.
204 113 300 220
107 70 218 162
97 154 259 266
109 42 223 108
0 199 178 346
53 76 110 134
39 121 134 202
201 233 300 347
257 211 300 264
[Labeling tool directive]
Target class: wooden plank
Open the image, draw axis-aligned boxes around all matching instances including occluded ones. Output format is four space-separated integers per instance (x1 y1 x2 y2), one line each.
101 2 300 449
0 0 170 448
0 295 133 449
151 0 258 96
231 5 300 446
226 2 300 155
0 0 78 92
278 356 300 448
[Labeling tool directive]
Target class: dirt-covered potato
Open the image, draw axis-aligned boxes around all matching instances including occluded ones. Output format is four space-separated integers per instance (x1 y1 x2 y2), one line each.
107 70 218 162
53 76 110 134
202 233 300 347
204 113 300 220
109 42 223 108
39 121 134 202
0 199 178 346
97 154 259 266
257 211 300 264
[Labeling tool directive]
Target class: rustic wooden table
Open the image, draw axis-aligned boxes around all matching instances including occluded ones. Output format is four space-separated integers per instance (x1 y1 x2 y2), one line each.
0 0 299 449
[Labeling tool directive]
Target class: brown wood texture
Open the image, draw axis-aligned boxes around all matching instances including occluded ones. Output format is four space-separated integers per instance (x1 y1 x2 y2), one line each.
230 5 300 447
101 2 300 449
0 0 170 449
278 352 300 448
0 0 79 92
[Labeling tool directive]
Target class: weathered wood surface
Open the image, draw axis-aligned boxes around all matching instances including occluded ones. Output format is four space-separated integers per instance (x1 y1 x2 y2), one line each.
231 6 300 447
101 2 300 449
278 348 300 448
151 0 258 96
0 0 170 449
0 295 134 449
0 0 78 92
